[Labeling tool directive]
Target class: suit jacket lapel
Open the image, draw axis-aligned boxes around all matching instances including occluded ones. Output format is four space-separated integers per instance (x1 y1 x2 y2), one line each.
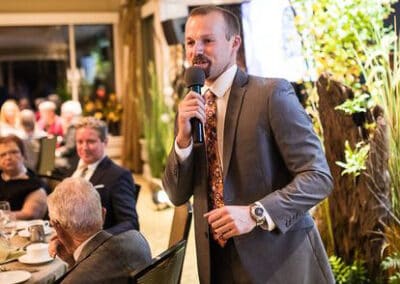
89 157 110 185
223 69 248 180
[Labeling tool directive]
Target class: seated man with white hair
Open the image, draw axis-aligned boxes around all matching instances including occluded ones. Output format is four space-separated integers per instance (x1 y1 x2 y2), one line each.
37 100 63 137
48 177 151 283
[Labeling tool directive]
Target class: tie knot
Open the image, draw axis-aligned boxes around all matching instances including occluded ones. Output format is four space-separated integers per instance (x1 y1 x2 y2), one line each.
205 90 216 103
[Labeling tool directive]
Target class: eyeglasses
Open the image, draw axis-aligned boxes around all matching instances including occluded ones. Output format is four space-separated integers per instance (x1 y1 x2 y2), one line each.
0 149 21 159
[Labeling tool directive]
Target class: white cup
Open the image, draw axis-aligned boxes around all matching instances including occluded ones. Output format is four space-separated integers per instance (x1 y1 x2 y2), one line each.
27 220 50 230
26 243 49 260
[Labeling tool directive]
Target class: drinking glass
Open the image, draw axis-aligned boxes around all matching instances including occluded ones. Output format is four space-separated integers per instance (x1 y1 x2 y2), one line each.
0 201 11 226
0 201 16 241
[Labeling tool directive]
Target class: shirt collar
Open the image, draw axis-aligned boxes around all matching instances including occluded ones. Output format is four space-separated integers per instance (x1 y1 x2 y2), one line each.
204 64 237 98
77 155 106 171
73 231 102 262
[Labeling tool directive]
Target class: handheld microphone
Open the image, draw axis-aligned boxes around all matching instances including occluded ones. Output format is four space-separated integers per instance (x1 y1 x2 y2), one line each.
184 66 206 144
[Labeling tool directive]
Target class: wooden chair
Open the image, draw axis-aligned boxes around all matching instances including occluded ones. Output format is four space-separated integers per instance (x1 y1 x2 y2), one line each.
129 240 187 284
36 136 57 176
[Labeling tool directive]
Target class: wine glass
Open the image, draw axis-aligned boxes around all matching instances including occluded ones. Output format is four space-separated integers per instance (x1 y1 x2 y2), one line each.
0 201 16 241
0 201 11 226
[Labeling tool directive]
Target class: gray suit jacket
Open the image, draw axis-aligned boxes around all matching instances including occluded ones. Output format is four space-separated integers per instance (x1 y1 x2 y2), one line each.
163 69 334 284
59 230 152 284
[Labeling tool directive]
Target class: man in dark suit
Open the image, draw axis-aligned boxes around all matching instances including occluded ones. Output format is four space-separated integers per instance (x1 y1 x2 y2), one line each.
71 116 139 234
48 177 151 284
162 5 334 284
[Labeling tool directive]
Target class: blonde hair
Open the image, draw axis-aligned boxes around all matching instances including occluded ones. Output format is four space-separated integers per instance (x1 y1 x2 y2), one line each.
75 116 108 142
0 99 21 127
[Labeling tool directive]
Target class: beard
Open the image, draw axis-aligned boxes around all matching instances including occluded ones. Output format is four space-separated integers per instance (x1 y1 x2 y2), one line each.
192 54 211 78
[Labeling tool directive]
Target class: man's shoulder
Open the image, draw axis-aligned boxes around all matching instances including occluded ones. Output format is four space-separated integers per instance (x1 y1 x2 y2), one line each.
96 157 131 176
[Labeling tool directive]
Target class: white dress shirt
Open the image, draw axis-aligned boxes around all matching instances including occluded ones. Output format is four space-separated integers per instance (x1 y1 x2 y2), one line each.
72 156 106 181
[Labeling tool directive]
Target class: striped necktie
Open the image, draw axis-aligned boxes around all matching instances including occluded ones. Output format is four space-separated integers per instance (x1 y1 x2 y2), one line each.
205 90 226 247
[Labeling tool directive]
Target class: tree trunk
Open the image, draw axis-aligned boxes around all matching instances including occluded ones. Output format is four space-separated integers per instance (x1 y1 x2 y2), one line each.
317 73 390 279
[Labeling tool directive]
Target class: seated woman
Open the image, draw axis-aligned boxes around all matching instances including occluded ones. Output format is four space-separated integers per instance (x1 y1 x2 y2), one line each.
0 135 47 220
0 99 24 138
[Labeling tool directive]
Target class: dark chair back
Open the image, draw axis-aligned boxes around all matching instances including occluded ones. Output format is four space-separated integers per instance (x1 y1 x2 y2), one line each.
36 136 57 176
129 240 187 284
168 202 192 248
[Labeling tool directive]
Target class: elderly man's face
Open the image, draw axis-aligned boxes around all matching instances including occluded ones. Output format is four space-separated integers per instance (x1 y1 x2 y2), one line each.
76 127 107 164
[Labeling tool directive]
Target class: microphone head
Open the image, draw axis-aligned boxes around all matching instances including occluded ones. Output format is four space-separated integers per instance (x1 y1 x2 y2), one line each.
184 66 205 87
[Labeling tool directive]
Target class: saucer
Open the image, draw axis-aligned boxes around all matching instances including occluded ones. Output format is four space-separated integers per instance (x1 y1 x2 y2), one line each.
18 254 53 265
18 227 52 238
0 270 31 284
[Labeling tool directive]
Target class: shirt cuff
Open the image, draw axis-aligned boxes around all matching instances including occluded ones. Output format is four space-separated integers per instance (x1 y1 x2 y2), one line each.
174 138 193 162
255 201 276 231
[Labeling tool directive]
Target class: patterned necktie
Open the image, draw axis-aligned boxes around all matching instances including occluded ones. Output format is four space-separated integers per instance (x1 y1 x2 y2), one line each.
205 90 226 247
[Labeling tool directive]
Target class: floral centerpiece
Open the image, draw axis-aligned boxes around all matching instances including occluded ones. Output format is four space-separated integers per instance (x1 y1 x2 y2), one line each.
82 86 123 135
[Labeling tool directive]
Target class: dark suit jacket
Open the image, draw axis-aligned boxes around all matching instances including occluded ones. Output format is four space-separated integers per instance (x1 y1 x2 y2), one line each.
163 69 335 284
59 230 152 284
89 157 139 234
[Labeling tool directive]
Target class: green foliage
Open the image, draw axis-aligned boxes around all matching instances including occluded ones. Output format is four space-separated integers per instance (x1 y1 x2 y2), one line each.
140 62 175 178
292 0 394 89
382 253 400 284
292 0 395 137
336 141 370 178
334 93 373 115
329 255 369 284
353 23 400 218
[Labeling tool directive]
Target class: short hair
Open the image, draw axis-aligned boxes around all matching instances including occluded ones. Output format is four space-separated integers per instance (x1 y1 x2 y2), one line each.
20 109 36 132
0 135 25 158
75 117 108 142
47 177 103 237
38 100 56 112
61 100 82 117
189 5 241 40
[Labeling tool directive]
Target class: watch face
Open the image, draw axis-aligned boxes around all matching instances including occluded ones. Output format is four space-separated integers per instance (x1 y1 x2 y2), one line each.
254 207 264 217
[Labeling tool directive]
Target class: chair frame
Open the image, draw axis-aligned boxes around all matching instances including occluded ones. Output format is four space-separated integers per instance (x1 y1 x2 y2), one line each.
129 240 187 284
168 201 193 248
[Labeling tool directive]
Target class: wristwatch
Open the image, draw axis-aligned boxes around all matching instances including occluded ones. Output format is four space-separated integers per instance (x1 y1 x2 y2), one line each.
250 203 267 226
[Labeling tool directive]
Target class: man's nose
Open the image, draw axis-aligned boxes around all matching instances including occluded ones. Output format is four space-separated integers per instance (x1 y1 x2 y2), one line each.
194 42 204 54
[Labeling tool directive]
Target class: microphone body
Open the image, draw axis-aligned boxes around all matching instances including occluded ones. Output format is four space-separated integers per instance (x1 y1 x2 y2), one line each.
184 67 206 144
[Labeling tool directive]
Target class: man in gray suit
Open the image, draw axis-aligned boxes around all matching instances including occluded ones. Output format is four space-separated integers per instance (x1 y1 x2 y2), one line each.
162 5 334 284
47 177 151 283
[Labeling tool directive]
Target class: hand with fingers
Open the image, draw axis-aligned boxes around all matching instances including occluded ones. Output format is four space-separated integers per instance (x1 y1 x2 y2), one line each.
204 205 256 242
48 221 75 266
176 91 206 148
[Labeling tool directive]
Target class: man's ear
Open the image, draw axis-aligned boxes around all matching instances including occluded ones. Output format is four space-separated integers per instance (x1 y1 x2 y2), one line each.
102 207 107 223
232 34 241 51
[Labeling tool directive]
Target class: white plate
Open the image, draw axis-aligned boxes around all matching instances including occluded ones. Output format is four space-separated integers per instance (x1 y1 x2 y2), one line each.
0 270 31 284
17 227 52 238
14 221 29 231
18 254 53 265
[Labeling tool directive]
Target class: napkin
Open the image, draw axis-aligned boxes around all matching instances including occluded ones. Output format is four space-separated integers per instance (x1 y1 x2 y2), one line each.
0 242 26 264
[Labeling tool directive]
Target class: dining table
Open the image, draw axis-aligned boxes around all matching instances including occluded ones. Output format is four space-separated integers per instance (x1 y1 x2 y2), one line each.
0 221 68 284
